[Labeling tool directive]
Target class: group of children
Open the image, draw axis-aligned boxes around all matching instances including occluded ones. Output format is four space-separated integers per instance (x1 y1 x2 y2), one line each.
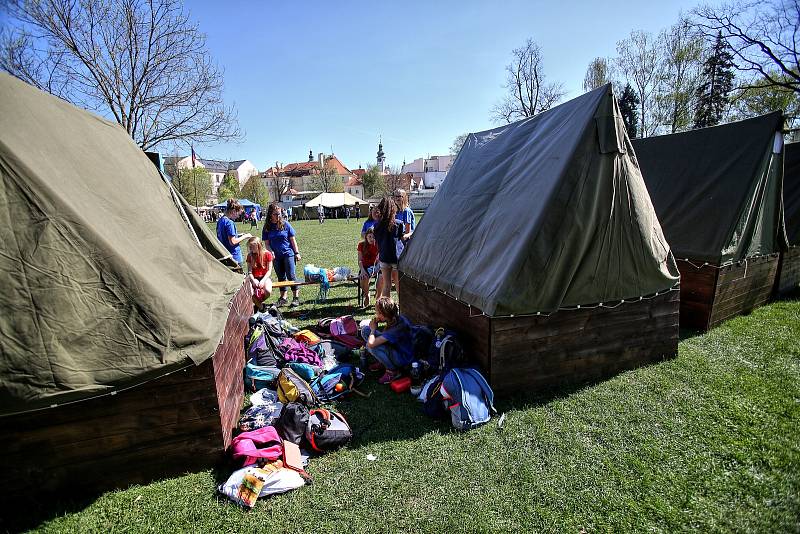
217 191 417 385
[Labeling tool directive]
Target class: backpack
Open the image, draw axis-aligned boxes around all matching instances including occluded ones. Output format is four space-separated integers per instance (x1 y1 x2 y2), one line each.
244 362 280 392
274 402 310 445
278 338 323 367
245 325 279 368
311 363 366 401
421 373 449 420
276 367 319 407
230 426 284 467
412 325 434 362
328 315 363 349
238 402 283 432
425 329 465 372
440 368 496 431
305 408 353 452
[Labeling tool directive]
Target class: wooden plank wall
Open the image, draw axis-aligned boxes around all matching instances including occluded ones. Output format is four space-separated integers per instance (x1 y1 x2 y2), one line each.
490 291 679 394
213 281 251 450
398 274 491 375
708 254 779 329
399 273 679 395
0 283 252 499
0 361 223 498
776 246 800 296
676 260 718 330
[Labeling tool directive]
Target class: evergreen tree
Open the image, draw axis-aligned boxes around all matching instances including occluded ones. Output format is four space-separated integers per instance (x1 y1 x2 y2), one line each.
619 84 641 138
693 31 735 129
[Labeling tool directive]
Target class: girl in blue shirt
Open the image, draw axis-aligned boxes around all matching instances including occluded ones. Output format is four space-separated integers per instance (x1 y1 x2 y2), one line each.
373 196 412 298
393 189 415 260
216 199 252 267
361 296 414 384
262 202 302 307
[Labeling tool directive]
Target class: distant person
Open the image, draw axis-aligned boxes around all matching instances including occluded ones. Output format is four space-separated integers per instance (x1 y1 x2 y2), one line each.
249 210 258 228
361 204 380 238
263 202 302 308
345 205 351 222
358 227 379 308
355 202 361 221
317 204 324 224
373 196 412 298
360 296 414 384
246 237 274 312
216 199 252 267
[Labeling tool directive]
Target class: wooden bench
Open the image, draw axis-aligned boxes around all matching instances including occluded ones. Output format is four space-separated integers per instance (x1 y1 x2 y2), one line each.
272 276 364 306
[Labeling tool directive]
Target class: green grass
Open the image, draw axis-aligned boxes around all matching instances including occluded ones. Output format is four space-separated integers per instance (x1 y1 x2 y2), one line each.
11 219 800 533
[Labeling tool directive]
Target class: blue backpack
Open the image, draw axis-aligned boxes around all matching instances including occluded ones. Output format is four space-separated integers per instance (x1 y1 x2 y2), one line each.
311 364 367 401
440 368 496 431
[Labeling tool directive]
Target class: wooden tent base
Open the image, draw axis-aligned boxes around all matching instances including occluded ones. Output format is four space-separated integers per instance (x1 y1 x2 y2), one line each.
399 273 679 395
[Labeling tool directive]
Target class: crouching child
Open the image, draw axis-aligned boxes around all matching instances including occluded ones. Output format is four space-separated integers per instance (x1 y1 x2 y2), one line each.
360 296 414 384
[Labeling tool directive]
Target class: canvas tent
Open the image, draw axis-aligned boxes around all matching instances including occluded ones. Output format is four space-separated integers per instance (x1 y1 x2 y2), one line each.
784 141 800 246
399 84 680 393
401 84 679 317
0 74 251 496
304 191 363 208
776 141 800 294
632 112 787 329
632 112 787 265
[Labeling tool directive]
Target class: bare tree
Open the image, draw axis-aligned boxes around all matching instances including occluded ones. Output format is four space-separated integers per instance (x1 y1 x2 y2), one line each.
382 167 409 194
583 57 611 91
693 0 799 96
267 175 295 202
450 132 469 156
656 17 706 133
615 30 663 137
0 0 241 150
312 164 344 193
492 38 565 123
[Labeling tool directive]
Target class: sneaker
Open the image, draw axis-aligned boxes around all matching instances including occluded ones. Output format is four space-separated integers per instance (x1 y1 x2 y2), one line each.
378 370 399 384
276 297 288 307
290 298 300 308
368 361 384 373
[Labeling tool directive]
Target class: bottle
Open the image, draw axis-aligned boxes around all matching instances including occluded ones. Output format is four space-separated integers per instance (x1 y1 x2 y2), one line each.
410 361 421 387
359 347 368 371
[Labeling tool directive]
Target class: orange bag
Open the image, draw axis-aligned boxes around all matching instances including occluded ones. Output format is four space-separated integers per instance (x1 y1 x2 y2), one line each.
294 329 321 346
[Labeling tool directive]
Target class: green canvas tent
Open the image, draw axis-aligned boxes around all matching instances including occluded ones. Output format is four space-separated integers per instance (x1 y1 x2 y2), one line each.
784 141 800 246
0 73 243 415
631 112 787 265
400 84 679 317
631 112 787 329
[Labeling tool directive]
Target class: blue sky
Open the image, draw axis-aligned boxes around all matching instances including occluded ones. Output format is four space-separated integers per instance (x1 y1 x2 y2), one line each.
189 0 706 170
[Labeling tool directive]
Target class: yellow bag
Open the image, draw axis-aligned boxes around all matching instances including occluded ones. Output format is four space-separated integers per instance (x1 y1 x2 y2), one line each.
293 329 321 346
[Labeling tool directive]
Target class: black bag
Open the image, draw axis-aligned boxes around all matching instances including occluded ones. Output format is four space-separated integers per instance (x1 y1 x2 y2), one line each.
422 373 449 420
425 329 465 372
275 402 309 445
305 408 353 452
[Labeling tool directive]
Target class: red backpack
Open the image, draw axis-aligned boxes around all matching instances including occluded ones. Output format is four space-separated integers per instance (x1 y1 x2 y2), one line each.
328 315 363 349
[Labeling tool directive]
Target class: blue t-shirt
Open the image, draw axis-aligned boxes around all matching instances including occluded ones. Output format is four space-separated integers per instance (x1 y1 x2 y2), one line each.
374 219 404 264
361 218 377 235
262 221 296 259
397 208 416 231
216 216 242 263
380 315 414 366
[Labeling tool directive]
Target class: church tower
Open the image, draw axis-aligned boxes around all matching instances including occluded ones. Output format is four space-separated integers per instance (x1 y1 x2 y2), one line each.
376 138 386 172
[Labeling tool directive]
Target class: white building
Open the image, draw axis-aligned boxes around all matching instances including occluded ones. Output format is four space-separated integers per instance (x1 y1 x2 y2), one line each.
401 154 455 189
165 156 258 198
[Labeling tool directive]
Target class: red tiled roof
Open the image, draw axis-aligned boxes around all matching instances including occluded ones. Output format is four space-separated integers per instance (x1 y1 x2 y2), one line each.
283 161 318 172
345 176 362 187
352 168 366 177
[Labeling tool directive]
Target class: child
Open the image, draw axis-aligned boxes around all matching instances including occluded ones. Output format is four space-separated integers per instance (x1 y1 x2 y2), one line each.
357 227 379 308
246 237 274 312
373 196 412 297
216 198 252 267
262 202 302 307
360 296 415 384
393 189 415 259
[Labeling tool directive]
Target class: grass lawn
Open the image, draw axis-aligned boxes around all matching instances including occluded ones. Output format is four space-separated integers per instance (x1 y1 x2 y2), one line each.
11 217 800 533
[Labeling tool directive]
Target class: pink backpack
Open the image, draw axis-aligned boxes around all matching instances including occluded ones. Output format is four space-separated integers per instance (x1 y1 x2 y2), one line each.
329 315 363 349
278 338 322 366
231 426 283 467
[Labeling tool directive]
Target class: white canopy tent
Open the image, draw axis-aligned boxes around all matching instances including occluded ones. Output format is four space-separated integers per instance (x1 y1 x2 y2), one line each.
304 192 363 208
